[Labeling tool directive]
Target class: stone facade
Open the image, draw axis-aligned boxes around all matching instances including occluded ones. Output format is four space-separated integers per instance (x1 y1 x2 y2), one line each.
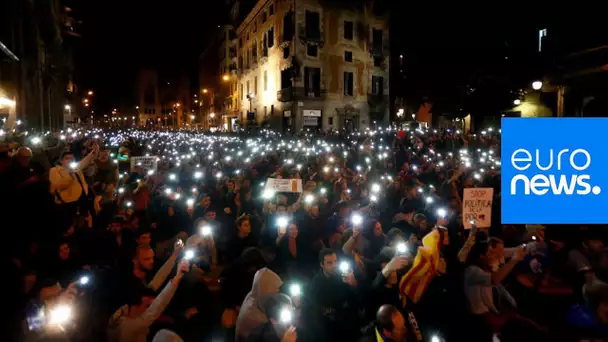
234 0 389 131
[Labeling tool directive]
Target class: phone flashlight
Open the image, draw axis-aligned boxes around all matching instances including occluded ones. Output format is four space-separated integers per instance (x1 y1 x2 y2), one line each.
431 335 441 342
194 171 203 179
436 208 447 219
532 236 537 241
118 187 125 194
279 308 293 324
216 172 223 179
187 198 195 207
304 194 314 204
79 275 90 286
396 243 408 254
371 183 381 193
184 249 195 260
48 305 72 326
201 225 212 236
147 169 155 176
263 189 275 199
351 214 363 226
69 162 78 170
277 216 289 227
339 261 351 274
370 195 378 202
320 188 327 194
290 284 302 297
169 174 176 181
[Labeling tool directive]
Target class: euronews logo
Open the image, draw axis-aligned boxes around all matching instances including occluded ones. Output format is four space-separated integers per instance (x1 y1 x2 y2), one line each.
509 148 601 196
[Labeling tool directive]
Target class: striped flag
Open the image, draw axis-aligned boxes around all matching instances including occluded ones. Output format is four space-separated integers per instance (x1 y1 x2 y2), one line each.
399 228 443 304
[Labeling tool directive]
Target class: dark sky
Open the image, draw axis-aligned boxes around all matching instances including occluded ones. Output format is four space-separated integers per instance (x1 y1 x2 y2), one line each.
70 1 225 111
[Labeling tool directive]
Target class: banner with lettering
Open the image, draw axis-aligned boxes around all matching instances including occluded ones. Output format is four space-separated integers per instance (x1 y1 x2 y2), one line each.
265 178 303 193
462 188 494 229
130 156 158 172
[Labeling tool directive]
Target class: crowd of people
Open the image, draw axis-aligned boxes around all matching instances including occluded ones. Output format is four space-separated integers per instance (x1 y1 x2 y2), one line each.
1 124 607 342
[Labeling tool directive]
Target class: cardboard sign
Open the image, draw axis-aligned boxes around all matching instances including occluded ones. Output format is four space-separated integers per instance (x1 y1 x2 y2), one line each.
265 178 303 193
462 188 493 229
130 156 158 172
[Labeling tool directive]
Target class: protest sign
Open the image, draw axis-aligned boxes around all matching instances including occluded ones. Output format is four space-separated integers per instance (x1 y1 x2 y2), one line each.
462 188 493 229
265 178 303 193
130 156 158 172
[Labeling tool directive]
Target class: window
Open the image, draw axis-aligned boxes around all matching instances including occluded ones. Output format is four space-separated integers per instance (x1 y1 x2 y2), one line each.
241 84 244 100
254 76 258 94
307 44 318 57
264 106 268 117
281 69 292 89
305 11 321 39
246 81 250 95
283 46 290 59
304 67 321 97
271 104 274 116
263 11 267 23
344 51 352 62
328 117 333 125
262 36 268 57
373 56 382 67
267 27 275 48
344 71 354 96
264 70 268 91
371 76 384 95
538 28 547 52
344 21 354 40
372 28 383 49
269 4 274 16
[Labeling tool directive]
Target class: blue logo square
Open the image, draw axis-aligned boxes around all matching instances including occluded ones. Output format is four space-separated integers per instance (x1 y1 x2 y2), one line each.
501 118 608 224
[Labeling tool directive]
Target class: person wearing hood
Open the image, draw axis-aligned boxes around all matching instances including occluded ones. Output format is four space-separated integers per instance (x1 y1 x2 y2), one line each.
235 268 283 341
246 293 297 342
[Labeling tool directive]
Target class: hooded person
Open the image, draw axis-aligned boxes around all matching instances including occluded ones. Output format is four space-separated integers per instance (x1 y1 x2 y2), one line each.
246 294 296 342
235 268 283 341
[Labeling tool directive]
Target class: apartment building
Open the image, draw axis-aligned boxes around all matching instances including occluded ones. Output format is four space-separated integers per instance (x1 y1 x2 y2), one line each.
234 0 389 131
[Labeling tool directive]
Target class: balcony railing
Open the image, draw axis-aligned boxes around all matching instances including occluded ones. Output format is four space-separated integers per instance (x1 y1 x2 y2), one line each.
298 25 324 47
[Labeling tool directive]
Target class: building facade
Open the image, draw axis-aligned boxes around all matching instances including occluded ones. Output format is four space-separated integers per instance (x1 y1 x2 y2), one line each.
137 69 191 128
234 0 389 131
1 0 78 132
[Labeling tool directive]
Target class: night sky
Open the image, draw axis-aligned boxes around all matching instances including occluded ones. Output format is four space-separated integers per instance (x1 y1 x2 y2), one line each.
66 1 579 115
70 1 225 111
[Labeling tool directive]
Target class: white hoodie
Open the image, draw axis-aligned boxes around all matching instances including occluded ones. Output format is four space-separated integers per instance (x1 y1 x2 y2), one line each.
235 268 283 341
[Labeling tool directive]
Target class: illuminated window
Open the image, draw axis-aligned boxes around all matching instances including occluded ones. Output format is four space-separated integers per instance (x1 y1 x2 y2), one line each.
264 70 268 91
268 27 275 48
538 28 547 52
254 76 258 95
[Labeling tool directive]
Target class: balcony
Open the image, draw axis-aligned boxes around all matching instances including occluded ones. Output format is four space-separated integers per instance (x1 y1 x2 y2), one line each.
298 25 324 47
367 93 385 104
369 43 388 57
277 88 293 102
280 33 293 48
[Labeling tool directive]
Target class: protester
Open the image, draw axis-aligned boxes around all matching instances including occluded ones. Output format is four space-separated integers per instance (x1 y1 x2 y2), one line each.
1 124 603 342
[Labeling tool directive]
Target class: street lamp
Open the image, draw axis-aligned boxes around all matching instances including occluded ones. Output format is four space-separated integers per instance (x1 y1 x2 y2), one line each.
210 113 215 118
222 74 230 82
397 108 404 117
411 113 416 120
88 90 94 96
202 88 208 94
513 99 521 105
532 81 543 90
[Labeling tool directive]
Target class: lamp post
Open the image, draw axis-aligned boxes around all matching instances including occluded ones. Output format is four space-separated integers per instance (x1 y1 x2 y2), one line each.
411 113 416 121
